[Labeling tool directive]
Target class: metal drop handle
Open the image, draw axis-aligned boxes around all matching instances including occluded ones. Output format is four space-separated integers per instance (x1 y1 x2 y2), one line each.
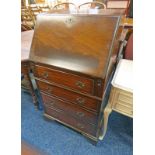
47 101 54 106
42 72 48 78
77 123 84 129
76 81 85 88
76 112 85 117
76 97 85 105
47 87 52 93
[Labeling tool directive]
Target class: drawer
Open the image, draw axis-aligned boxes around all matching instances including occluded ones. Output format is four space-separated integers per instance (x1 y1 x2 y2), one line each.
112 88 133 117
37 80 100 113
34 65 94 95
117 91 133 107
41 93 98 126
113 89 133 108
44 105 96 136
114 102 133 117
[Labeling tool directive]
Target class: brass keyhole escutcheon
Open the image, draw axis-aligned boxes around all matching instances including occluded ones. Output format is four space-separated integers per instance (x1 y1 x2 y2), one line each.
65 18 74 25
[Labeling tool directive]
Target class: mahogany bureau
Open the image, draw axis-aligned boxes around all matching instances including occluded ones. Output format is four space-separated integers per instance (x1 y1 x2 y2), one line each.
29 12 122 142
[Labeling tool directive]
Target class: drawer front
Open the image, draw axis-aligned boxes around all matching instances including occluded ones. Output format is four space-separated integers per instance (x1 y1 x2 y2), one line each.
44 105 96 136
37 80 100 113
117 91 133 107
113 88 133 117
41 93 98 126
34 65 94 95
114 103 133 117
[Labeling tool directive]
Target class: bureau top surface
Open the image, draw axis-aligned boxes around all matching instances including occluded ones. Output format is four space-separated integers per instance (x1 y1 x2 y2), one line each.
21 30 34 61
30 13 121 78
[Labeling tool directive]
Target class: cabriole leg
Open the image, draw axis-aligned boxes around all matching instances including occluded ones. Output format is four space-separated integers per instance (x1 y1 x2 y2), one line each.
99 104 112 140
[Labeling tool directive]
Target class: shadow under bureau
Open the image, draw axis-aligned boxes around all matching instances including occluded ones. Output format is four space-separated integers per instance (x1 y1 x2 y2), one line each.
29 11 122 142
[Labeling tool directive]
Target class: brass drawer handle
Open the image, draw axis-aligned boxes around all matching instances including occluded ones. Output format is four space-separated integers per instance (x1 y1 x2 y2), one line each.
76 97 85 105
77 123 84 129
76 112 85 118
76 81 85 89
42 72 48 78
46 87 52 93
47 101 54 106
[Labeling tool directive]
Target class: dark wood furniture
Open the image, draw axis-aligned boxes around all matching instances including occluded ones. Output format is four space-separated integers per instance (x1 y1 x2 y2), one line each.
21 140 46 155
52 2 77 10
106 0 131 16
78 1 106 9
21 7 35 30
29 10 123 142
21 30 38 108
28 4 42 20
39 4 51 12
106 0 130 9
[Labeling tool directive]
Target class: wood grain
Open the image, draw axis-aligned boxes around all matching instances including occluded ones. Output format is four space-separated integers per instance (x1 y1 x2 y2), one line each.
37 80 100 113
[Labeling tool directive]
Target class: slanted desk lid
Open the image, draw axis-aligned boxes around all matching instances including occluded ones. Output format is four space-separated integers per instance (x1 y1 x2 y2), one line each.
30 13 121 78
112 59 133 92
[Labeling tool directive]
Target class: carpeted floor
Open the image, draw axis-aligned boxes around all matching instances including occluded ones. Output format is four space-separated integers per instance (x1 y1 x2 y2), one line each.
21 90 133 155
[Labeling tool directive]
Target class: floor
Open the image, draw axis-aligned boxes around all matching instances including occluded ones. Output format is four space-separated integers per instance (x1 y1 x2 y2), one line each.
21 89 133 155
